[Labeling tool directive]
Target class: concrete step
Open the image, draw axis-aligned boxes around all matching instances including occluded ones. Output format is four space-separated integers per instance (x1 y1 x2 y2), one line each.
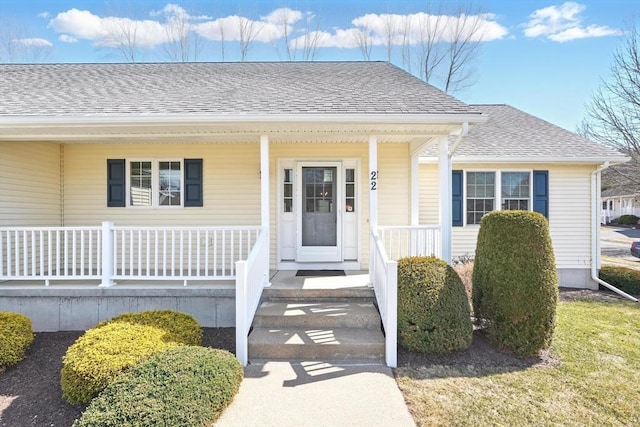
263 287 375 301
253 301 381 329
248 327 385 362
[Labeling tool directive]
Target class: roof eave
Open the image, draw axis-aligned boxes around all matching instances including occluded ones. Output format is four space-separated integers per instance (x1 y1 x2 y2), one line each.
419 156 631 165
0 112 486 127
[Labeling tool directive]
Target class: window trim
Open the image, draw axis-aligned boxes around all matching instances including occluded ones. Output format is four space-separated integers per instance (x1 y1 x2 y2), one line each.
463 169 534 226
126 158 184 209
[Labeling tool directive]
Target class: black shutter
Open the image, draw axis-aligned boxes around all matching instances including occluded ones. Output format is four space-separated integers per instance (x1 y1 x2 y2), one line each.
452 170 463 226
184 159 203 207
107 159 125 207
533 170 549 219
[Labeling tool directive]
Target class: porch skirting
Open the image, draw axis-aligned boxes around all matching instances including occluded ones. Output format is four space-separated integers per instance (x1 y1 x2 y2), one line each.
0 286 235 332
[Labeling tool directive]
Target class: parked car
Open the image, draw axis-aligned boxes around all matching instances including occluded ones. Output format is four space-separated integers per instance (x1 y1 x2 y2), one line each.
632 242 640 258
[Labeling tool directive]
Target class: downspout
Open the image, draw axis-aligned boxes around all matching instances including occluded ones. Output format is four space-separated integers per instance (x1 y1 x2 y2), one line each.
449 122 469 157
591 162 638 302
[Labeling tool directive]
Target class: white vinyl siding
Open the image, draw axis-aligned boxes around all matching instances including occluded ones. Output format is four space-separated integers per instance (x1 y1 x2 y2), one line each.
419 162 597 270
0 142 61 226
63 143 261 226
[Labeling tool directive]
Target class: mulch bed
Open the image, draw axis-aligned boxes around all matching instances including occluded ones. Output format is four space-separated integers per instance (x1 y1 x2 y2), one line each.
0 288 628 427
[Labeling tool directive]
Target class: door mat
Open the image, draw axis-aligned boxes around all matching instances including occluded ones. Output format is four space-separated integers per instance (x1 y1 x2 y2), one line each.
295 270 346 277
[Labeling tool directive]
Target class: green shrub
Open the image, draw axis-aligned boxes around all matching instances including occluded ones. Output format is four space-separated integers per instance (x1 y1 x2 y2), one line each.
397 256 473 353
472 211 558 357
106 310 203 345
599 266 640 295
0 312 34 370
74 346 243 427
61 310 202 404
618 214 639 225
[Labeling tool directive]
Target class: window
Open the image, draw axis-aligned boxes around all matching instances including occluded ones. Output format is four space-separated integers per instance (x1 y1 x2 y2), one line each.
501 172 530 211
456 170 547 226
107 158 203 208
283 169 293 212
466 172 495 225
345 168 355 212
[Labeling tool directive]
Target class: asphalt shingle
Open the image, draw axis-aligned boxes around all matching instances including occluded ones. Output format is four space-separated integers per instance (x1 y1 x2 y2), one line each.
0 62 479 117
422 104 627 161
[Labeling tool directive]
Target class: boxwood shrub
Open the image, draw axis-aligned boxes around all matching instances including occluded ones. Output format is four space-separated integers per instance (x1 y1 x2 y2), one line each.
74 346 243 427
0 312 34 370
472 210 558 357
617 214 639 225
61 310 202 404
397 256 472 353
599 266 640 295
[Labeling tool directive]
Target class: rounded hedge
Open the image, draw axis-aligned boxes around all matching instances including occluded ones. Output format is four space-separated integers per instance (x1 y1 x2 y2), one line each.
61 310 202 404
0 312 34 370
617 214 639 225
398 256 473 353
472 210 558 357
74 346 243 427
599 266 640 295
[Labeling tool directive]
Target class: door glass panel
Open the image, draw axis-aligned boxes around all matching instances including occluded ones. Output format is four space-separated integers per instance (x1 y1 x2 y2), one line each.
283 168 293 212
302 167 337 246
345 168 355 212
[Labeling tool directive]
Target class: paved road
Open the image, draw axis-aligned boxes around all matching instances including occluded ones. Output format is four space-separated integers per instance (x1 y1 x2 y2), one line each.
601 226 640 270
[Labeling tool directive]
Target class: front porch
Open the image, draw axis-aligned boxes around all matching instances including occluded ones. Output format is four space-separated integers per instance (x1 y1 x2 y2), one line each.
0 223 442 368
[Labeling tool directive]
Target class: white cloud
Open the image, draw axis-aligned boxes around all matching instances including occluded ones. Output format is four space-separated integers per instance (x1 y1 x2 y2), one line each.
37 12 51 19
11 38 53 48
59 34 78 43
524 2 621 42
310 11 508 50
194 14 283 43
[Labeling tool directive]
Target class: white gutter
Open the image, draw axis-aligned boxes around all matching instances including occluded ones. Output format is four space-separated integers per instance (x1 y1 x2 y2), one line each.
448 121 469 156
591 162 639 302
0 113 487 126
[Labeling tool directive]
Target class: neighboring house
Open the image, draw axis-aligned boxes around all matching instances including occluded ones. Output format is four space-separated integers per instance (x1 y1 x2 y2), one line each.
601 188 640 224
0 62 629 366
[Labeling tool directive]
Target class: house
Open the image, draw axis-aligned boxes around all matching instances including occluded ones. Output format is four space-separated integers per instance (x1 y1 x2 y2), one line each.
0 62 629 367
420 104 628 287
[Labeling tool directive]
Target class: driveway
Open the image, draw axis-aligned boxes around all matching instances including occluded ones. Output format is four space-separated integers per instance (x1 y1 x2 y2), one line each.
601 226 640 270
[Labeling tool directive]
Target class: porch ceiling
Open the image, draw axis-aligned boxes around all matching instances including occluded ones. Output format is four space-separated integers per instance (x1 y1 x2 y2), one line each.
0 120 466 144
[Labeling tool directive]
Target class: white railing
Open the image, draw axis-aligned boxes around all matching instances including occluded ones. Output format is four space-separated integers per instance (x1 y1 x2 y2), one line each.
0 227 102 286
109 225 261 284
0 222 262 286
235 228 270 366
376 225 441 260
370 227 398 368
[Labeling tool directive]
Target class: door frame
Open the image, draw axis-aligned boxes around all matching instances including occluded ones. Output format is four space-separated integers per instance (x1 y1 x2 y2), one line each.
295 161 343 262
276 158 361 270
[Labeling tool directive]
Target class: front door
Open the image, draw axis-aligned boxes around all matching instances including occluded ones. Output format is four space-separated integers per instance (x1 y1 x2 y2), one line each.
296 162 342 262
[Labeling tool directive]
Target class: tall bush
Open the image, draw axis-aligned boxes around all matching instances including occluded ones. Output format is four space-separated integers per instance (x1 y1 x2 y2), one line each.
398 256 472 353
472 211 558 357
0 312 34 370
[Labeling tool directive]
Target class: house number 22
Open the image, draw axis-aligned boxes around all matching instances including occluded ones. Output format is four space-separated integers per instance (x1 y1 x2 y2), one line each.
370 171 378 191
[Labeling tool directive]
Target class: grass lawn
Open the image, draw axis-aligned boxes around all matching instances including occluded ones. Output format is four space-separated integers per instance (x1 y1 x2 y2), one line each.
395 300 640 426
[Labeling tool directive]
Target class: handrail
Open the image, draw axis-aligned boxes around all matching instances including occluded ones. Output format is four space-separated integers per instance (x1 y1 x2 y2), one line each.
370 227 398 368
235 227 270 366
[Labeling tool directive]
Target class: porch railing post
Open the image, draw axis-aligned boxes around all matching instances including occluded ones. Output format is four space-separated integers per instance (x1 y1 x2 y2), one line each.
99 221 115 287
235 260 248 366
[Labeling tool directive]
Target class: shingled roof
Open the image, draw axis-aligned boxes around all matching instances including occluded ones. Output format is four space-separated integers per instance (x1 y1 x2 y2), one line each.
0 62 479 118
422 104 627 163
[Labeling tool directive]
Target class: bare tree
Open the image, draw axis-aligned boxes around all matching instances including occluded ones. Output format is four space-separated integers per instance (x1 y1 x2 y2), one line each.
237 16 263 61
163 12 202 61
217 19 226 61
580 21 640 190
0 18 53 63
103 18 141 62
401 15 413 73
413 10 445 84
271 8 297 60
353 26 373 60
381 14 397 61
440 4 484 93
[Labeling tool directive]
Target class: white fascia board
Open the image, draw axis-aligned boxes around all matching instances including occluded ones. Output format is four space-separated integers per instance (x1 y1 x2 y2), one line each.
0 113 486 127
419 156 631 165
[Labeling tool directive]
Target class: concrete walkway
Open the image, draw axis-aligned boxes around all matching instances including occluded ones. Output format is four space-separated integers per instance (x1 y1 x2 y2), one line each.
214 361 416 427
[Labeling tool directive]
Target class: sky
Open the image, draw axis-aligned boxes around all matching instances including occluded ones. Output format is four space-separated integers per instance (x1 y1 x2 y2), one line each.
1 0 637 131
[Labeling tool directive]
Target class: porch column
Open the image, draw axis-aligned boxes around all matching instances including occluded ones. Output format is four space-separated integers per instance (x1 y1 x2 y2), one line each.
369 135 378 228
438 138 452 264
260 135 270 229
411 154 419 225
